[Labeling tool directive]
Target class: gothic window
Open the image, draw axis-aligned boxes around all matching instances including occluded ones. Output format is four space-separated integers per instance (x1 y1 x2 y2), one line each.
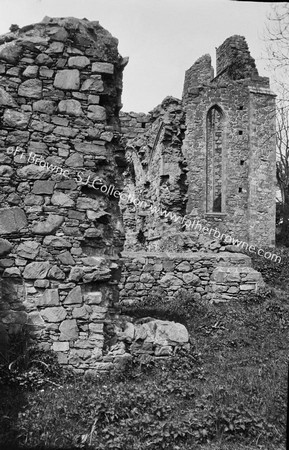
206 105 224 213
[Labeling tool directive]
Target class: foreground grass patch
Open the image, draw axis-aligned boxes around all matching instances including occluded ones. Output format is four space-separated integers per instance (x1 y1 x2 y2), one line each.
1 285 288 450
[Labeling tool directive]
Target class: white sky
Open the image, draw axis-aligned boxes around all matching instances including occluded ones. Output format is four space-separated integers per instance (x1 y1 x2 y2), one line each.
0 0 273 113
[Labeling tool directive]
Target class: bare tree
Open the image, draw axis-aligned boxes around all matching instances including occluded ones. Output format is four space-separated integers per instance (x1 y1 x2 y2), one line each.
265 4 289 99
265 5 289 244
276 103 289 243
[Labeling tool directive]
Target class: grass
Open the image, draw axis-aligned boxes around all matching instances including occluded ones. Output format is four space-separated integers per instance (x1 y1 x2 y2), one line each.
0 246 289 449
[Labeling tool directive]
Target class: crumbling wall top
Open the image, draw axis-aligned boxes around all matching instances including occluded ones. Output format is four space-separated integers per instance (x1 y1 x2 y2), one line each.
0 16 124 65
183 54 213 99
215 35 259 80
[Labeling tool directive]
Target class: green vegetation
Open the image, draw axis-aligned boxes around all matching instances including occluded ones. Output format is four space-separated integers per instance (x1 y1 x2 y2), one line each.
0 248 288 450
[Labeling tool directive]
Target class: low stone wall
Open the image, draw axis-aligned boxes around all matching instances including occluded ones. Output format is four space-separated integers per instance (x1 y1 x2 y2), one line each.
119 251 264 303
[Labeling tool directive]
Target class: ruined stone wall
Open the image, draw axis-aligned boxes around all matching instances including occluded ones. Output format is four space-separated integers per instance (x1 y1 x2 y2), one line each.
0 17 127 373
120 97 189 251
119 111 150 140
121 36 276 251
215 35 259 79
120 251 264 304
182 36 276 247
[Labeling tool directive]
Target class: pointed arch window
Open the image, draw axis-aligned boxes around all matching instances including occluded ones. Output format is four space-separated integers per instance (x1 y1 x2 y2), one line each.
206 105 224 213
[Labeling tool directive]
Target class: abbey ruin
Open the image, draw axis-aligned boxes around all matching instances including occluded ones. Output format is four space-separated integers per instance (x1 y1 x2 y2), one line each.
0 18 275 372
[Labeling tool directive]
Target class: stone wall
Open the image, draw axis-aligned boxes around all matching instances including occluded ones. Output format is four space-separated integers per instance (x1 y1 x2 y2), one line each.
0 17 127 372
122 35 276 250
119 111 150 140
0 26 274 372
120 97 188 251
120 251 264 304
182 35 276 247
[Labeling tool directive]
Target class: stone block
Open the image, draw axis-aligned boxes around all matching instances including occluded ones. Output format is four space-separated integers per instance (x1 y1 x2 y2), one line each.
80 75 104 92
182 272 200 285
162 260 175 271
88 95 100 104
7 131 30 145
54 126 78 138
69 349 91 360
39 67 54 78
65 153 84 167
43 39 62 54
34 279 50 288
47 26 68 42
0 259 14 268
90 306 107 320
0 42 21 64
59 319 78 340
57 251 75 265
176 261 191 272
0 207 27 235
76 197 100 211
72 305 92 319
28 141 48 155
58 99 83 116
92 62 114 74
54 69 80 90
84 292 102 304
49 267 65 283
227 286 239 294
41 307 67 323
32 181 56 195
0 165 13 177
43 236 72 248
74 142 106 155
18 79 42 98
0 238 12 257
52 341 69 352
35 53 53 66
68 56 90 68
51 192 75 208
32 214 64 235
87 105 106 121
64 286 83 305
23 65 39 78
240 284 256 291
27 311 45 327
68 267 84 282
17 241 40 259
3 109 31 130
33 100 56 114
23 261 50 279
17 164 49 180
88 323 103 333
159 274 183 288
57 353 68 364
37 289 60 306
140 273 154 283
0 87 17 107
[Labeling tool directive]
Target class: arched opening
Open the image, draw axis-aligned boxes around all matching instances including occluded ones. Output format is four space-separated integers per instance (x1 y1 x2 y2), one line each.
206 105 224 213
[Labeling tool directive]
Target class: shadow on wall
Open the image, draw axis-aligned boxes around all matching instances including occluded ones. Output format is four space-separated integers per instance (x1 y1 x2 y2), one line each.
0 276 31 450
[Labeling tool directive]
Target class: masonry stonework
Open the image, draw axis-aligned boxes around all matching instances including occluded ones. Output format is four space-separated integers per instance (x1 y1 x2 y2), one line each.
183 36 276 247
0 24 275 372
120 251 264 305
0 17 127 372
122 36 276 253
119 35 275 306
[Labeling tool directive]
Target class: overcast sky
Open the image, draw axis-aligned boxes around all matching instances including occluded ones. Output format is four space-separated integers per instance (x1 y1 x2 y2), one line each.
0 0 273 113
